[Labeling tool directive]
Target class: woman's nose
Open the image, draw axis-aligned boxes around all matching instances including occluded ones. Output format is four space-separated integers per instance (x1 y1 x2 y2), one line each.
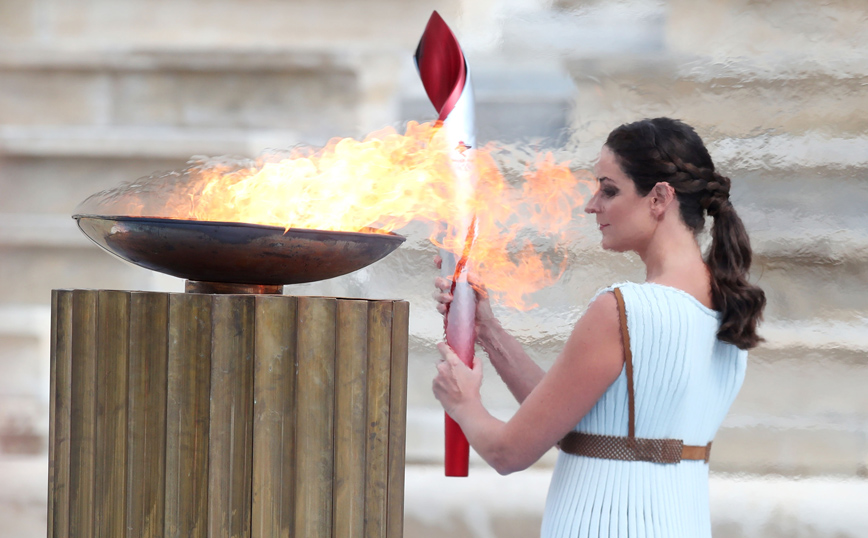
585 193 600 214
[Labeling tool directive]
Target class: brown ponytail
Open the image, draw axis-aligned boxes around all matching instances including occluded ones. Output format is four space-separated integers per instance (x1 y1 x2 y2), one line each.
605 118 766 350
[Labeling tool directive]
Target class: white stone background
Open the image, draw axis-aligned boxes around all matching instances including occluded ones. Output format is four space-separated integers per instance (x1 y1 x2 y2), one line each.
0 0 867 536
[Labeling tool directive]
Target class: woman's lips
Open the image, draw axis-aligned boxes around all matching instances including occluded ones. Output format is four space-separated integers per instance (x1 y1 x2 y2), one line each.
599 224 609 231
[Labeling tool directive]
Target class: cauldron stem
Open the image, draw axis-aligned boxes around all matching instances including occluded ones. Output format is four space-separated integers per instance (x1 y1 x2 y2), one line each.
184 280 283 295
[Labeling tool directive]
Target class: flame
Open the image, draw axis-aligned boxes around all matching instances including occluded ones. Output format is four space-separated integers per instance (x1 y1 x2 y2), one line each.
97 121 594 309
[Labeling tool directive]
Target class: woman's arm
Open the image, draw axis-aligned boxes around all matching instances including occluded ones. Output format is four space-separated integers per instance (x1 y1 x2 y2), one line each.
433 291 624 475
476 317 545 403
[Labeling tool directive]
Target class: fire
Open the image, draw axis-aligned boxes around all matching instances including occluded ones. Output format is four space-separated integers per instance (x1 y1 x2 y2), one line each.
89 121 594 309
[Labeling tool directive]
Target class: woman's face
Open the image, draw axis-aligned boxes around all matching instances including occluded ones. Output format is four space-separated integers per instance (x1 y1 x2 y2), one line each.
584 146 655 252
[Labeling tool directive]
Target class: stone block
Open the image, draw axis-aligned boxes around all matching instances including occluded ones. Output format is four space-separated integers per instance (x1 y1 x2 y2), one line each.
404 466 549 538
0 155 188 214
0 244 162 304
0 47 407 143
0 456 47 538
710 474 868 538
712 425 866 476
565 68 868 143
730 168 868 228
0 125 304 159
111 68 360 136
0 501 45 538
665 0 868 65
110 72 181 126
3 458 868 538
752 259 868 322
0 395 46 455
403 466 868 538
0 69 110 125
0 333 43 397
183 69 358 133
41 0 458 49
735 347 868 418
558 0 868 142
0 0 38 42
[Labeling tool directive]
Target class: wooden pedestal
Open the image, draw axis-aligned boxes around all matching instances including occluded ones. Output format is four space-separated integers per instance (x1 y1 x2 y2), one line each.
48 290 409 538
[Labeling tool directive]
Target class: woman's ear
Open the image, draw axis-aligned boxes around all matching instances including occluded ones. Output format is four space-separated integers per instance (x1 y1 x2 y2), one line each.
650 182 676 217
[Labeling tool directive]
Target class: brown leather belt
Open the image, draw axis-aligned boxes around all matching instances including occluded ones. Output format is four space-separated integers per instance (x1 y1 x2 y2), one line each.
558 288 713 464
560 432 712 464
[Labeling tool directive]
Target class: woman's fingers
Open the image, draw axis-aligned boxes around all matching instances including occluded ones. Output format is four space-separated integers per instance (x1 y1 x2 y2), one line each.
431 289 452 301
433 276 454 315
437 342 472 372
434 276 452 291
436 341 454 361
432 289 453 312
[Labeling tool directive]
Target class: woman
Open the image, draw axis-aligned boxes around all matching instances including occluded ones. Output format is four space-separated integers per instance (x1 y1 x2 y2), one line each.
432 117 766 537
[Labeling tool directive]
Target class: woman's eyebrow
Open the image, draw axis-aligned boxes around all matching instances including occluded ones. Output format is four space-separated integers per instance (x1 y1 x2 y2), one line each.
597 176 613 184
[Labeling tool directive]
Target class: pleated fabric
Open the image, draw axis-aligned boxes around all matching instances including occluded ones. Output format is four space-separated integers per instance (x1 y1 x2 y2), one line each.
541 282 747 538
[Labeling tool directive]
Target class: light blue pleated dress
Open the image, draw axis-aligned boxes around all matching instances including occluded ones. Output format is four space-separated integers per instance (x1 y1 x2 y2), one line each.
541 282 747 538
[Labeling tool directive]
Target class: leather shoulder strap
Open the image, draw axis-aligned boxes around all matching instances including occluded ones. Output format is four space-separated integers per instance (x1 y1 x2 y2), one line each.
613 287 635 439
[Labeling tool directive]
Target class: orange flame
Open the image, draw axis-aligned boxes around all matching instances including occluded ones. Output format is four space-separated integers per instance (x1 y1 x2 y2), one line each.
143 121 594 308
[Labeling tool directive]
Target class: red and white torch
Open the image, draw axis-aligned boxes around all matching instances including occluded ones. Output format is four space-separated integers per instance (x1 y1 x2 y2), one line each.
415 10 479 477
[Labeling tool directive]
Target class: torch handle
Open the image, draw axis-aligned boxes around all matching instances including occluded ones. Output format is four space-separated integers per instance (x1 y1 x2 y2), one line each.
441 252 476 476
445 414 470 476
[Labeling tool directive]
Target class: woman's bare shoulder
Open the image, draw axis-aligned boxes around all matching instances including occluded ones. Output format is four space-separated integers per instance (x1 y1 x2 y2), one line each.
560 290 622 367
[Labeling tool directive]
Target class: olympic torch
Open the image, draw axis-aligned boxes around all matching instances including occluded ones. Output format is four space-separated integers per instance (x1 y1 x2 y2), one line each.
415 10 479 477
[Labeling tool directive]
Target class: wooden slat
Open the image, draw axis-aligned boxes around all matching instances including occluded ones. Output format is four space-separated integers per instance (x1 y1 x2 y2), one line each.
48 291 58 538
165 293 212 538
364 301 393 538
49 290 73 538
386 301 410 538
126 292 169 538
95 290 131 538
333 300 369 538
208 295 255 538
68 290 98 538
252 296 297 538
294 297 336 538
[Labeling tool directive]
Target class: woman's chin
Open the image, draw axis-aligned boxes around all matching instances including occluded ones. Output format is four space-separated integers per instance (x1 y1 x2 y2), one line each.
600 239 628 253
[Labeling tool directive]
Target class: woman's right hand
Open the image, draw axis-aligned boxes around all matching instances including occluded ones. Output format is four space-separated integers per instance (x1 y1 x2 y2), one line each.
433 255 497 327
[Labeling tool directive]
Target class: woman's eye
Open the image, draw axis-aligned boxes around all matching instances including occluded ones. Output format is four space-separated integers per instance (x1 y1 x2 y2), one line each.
602 187 618 198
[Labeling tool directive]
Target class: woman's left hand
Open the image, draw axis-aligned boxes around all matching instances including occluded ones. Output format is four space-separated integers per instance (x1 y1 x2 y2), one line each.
433 341 483 417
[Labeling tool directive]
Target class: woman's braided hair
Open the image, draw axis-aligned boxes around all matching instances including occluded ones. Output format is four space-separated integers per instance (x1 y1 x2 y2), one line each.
606 118 766 349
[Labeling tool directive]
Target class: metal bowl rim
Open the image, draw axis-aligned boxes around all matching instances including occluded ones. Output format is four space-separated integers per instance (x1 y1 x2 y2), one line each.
72 214 407 242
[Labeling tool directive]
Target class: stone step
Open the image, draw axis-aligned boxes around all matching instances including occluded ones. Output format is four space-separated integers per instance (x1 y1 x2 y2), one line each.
555 0 868 141
0 125 304 159
0 305 49 454
2 453 866 538
0 305 49 399
713 419 867 477
0 47 403 141
566 59 868 141
0 455 47 538
0 1 458 50
403 467 868 538
0 214 177 304
0 152 191 216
